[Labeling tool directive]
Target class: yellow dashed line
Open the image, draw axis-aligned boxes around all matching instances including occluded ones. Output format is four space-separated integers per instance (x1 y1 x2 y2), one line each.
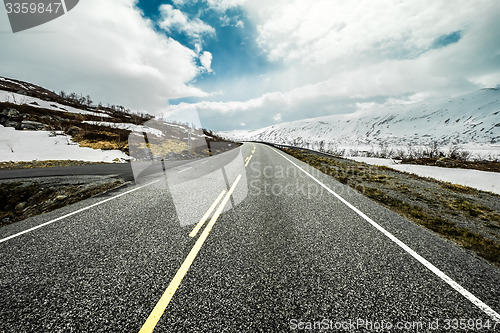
138 175 242 333
244 154 253 167
245 146 256 167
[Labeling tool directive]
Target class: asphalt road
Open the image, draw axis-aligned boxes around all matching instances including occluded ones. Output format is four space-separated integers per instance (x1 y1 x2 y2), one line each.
0 160 195 182
1 143 499 332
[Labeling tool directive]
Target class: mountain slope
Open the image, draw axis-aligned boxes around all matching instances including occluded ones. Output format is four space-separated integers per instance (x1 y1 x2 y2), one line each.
223 88 500 153
0 76 236 163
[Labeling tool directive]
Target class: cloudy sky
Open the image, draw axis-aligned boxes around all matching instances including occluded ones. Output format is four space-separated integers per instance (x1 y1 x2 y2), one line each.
1 0 499 130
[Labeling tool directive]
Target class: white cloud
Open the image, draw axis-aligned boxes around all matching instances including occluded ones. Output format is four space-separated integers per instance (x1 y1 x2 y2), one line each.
194 43 202 55
159 4 215 40
199 51 213 72
205 0 245 12
172 0 187 6
189 0 500 130
2 0 499 132
273 113 282 122
246 0 500 91
0 0 208 114
251 0 476 65
235 20 244 28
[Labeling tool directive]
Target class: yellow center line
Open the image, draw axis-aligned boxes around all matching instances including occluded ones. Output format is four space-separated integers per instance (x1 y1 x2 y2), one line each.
243 145 256 166
139 174 242 333
244 154 253 167
189 190 226 238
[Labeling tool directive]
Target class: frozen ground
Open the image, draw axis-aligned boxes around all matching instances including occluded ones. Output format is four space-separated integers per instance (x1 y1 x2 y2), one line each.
0 90 111 118
0 125 128 162
82 121 164 137
349 156 500 195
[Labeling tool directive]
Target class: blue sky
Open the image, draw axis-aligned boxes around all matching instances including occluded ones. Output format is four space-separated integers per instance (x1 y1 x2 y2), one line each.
137 0 271 84
1 0 499 131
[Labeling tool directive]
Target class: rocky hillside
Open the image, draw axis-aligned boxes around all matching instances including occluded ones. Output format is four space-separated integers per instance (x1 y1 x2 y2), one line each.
0 76 236 161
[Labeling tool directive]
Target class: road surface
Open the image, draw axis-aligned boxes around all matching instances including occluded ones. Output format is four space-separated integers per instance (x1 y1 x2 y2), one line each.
0 160 195 181
1 143 499 332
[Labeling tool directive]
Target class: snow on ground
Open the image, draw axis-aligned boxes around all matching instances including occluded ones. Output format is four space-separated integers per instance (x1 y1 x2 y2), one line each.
0 90 111 118
82 121 164 137
349 156 500 195
166 123 189 131
0 125 128 162
348 157 401 167
224 88 500 155
0 77 33 91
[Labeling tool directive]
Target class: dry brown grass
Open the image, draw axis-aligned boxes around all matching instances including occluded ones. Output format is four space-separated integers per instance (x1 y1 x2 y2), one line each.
0 160 113 169
76 139 128 151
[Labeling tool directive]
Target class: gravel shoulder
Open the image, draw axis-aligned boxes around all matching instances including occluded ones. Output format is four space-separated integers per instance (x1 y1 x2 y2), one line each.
0 175 126 227
0 160 118 169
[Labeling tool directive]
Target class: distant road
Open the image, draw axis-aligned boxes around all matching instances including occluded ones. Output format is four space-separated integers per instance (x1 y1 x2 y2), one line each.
1 143 499 332
0 160 194 181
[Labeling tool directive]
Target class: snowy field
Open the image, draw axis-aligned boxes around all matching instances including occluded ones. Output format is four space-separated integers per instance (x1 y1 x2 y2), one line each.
349 156 500 195
0 90 111 118
224 88 500 152
0 125 128 162
82 121 164 137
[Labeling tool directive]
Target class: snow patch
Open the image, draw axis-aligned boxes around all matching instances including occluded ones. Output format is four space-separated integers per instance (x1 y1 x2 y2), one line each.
0 125 128 162
82 121 164 137
349 156 500 195
0 90 111 118
223 88 500 153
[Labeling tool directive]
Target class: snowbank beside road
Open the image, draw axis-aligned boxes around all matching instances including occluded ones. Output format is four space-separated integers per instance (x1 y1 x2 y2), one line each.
349 156 500 195
0 125 128 162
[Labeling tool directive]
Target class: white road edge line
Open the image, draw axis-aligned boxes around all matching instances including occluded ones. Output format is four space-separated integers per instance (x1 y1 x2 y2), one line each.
0 180 160 244
179 167 193 173
272 147 500 323
201 160 209 165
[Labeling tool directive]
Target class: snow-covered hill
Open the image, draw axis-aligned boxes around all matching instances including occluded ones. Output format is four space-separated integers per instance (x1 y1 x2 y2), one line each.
223 88 500 155
0 76 235 163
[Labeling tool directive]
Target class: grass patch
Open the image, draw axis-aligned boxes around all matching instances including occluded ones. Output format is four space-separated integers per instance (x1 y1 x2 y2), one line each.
440 182 479 194
0 160 116 169
73 124 130 153
360 186 500 264
402 157 500 173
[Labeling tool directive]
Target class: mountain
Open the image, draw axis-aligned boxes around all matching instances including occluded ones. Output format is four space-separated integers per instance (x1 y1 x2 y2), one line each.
222 88 500 153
